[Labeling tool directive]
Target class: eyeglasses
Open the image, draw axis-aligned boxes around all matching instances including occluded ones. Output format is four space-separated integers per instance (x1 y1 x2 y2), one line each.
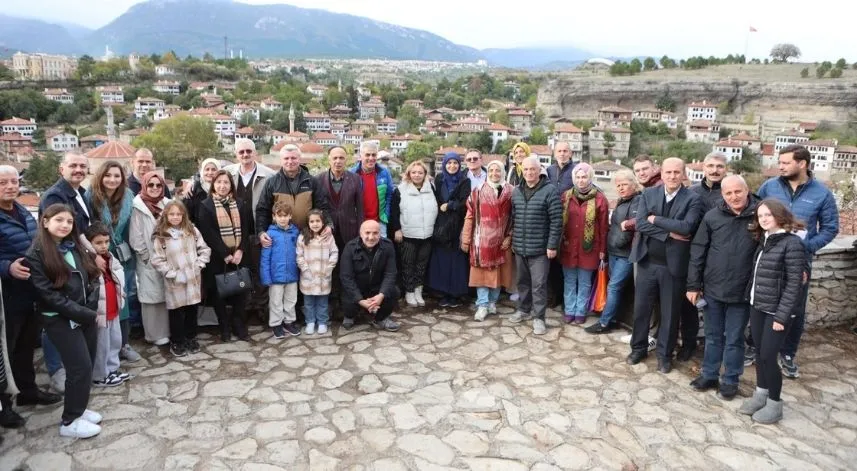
464 157 480 162
364 153 377 157
147 183 163 189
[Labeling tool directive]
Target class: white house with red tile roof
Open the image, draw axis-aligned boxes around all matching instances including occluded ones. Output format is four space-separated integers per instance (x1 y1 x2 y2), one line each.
261 98 283 111
343 130 363 147
0 133 33 155
231 103 260 122
235 127 261 140
312 132 339 147
686 161 705 182
550 123 584 160
798 122 818 133
376 117 399 135
97 86 124 104
833 145 857 172
774 130 811 154
805 139 837 173
47 131 79 152
685 120 720 144
730 132 762 153
1 117 37 137
761 143 776 168
43 88 74 104
153 80 181 96
304 112 332 132
713 139 744 162
284 131 310 143
488 123 513 152
329 104 352 119
403 99 423 111
134 97 165 119
307 84 327 98
266 130 287 146
687 100 717 122
211 114 236 138
389 134 420 155
359 99 386 120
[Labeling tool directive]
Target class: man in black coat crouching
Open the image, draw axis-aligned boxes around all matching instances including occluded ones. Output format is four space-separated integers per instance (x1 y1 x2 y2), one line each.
340 221 400 332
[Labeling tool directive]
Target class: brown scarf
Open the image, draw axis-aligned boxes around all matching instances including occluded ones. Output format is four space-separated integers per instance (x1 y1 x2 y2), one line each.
564 187 598 252
140 172 165 219
214 196 242 250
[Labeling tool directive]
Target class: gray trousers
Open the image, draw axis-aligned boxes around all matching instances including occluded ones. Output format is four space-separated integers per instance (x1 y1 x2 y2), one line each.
515 254 550 320
93 319 122 381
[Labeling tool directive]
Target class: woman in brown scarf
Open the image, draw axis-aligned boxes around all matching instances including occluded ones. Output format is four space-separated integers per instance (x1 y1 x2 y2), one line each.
196 170 254 342
129 171 172 345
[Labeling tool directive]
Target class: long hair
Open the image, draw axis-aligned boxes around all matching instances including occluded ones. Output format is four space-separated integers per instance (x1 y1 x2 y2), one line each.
152 200 195 240
300 209 327 243
208 169 236 200
750 198 806 240
35 204 100 289
89 160 128 226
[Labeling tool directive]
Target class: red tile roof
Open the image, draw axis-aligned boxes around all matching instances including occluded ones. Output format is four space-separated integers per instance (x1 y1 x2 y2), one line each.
236 127 256 134
15 194 41 208
715 139 743 147
0 132 31 142
81 134 110 142
85 141 136 159
599 106 632 113
287 131 308 138
379 117 398 124
434 146 468 156
836 146 857 154
806 140 837 147
689 100 716 108
488 123 513 131
732 132 761 142
530 145 552 155
799 122 817 130
688 120 714 128
267 130 287 136
301 142 324 154
1 117 35 126
762 143 775 155
554 123 583 133
312 132 336 140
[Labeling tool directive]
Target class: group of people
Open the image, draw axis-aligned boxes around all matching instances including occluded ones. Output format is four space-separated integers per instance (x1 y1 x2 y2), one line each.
0 136 839 442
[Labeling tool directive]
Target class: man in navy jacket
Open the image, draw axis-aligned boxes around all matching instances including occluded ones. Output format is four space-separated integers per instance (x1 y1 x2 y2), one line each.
755 144 839 379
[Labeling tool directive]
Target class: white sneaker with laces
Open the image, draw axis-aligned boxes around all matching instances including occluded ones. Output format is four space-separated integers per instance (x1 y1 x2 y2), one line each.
405 292 418 307
50 368 66 394
487 303 497 315
154 337 170 346
509 311 532 323
59 417 101 438
474 306 488 322
317 324 328 334
414 286 426 306
82 409 102 425
305 323 316 335
533 318 547 335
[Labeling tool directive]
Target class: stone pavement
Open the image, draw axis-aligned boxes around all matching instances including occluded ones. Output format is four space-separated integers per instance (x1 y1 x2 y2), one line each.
2 304 856 471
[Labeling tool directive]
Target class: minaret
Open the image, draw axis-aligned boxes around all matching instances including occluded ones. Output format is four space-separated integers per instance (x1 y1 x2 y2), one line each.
288 103 295 134
338 79 342 92
105 105 116 141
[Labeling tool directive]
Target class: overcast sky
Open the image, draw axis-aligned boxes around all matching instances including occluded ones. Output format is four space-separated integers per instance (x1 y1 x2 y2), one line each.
11 0 853 61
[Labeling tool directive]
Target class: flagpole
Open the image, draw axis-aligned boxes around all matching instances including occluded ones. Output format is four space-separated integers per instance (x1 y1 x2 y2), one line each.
744 27 750 63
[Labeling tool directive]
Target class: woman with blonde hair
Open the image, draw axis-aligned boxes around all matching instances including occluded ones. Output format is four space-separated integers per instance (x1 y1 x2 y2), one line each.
388 160 438 307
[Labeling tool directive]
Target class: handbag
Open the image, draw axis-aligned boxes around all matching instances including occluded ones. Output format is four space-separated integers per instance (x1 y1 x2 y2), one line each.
214 264 252 299
113 240 134 263
587 260 609 313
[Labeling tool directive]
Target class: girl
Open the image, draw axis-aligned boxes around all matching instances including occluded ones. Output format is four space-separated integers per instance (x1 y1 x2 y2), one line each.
296 209 339 335
26 204 103 438
150 201 211 358
739 199 806 424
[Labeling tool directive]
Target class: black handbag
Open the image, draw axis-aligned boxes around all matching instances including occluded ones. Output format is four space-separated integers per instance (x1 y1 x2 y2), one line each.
214 264 252 299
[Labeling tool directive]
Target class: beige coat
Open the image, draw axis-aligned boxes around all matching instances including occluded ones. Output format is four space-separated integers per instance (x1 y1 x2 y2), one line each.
129 195 170 304
0 282 19 398
296 233 339 295
150 227 211 310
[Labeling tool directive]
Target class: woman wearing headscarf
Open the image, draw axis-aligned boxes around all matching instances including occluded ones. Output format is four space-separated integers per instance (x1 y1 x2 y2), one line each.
461 160 515 321
559 162 608 324
427 152 472 307
183 158 220 226
129 172 171 345
506 142 531 187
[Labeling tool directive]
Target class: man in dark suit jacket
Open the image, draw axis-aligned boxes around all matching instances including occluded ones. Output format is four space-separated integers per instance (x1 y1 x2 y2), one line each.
627 158 703 373
39 152 92 230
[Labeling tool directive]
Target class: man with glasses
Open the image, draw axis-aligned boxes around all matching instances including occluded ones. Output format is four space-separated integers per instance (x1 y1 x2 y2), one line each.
350 141 394 238
127 148 171 198
463 149 487 189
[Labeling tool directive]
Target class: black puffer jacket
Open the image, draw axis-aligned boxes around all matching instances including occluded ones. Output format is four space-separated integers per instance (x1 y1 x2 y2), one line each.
27 245 99 324
687 196 760 303
689 179 722 214
747 231 806 324
510 176 563 256
607 193 640 257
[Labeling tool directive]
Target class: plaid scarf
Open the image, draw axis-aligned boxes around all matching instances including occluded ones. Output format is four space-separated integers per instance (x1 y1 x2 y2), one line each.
564 187 598 252
214 197 242 250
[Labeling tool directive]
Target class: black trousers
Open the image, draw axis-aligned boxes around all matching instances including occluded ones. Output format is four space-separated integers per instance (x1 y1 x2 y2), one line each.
548 257 564 309
212 291 249 337
630 261 684 359
3 298 39 395
168 305 198 344
247 239 269 319
43 315 97 424
750 308 790 401
344 291 397 323
399 238 432 292
679 298 699 351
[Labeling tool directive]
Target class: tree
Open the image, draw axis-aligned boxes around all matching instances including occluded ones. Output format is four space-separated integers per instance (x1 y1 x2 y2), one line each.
52 103 80 124
730 148 761 174
770 43 801 62
489 109 510 127
603 131 616 156
75 55 96 80
836 58 847 69
643 57 657 71
656 92 676 112
402 141 433 164
800 67 809 78
23 152 61 191
495 139 515 157
132 115 220 181
629 58 643 74
395 105 422 134
816 67 828 79
322 88 344 111
0 64 14 81
659 55 677 69
829 67 843 79
529 128 548 146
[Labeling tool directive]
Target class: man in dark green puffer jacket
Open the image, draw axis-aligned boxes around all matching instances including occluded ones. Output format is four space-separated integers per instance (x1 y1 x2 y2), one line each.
509 157 563 335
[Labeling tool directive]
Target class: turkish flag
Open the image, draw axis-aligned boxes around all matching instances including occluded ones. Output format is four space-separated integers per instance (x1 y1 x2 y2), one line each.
749 26 758 32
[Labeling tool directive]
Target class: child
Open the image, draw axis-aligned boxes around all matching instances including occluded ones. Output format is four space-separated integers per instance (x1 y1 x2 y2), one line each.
26 204 103 438
260 201 300 338
84 222 131 387
296 209 339 334
150 201 211 358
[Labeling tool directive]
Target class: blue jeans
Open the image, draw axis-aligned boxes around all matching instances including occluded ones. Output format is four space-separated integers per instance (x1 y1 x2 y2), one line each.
599 255 633 326
702 298 750 385
304 295 330 326
562 267 593 316
475 287 501 307
42 330 63 376
780 266 810 359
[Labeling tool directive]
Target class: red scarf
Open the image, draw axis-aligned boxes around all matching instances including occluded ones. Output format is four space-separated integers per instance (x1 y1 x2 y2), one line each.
140 172 166 219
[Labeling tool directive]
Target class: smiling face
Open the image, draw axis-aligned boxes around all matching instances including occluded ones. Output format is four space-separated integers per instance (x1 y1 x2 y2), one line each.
757 204 779 232
0 171 20 205
44 210 75 242
488 165 503 183
464 151 482 171
133 150 154 177
361 149 378 171
60 154 89 187
522 159 541 185
235 142 256 166
166 206 184 227
513 146 527 163
202 163 219 183
704 158 727 183
633 160 656 184
101 165 123 193
721 176 749 214
308 213 324 234
213 173 232 197
409 165 426 187
444 159 460 175
145 178 163 198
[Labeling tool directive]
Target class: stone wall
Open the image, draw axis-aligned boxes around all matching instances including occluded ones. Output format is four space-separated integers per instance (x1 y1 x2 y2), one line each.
808 240 857 327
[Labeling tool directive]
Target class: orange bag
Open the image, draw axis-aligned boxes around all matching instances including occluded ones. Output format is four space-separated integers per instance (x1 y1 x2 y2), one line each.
591 261 609 312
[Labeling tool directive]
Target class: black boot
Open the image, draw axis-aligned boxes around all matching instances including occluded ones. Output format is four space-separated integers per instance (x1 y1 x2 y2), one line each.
0 395 25 429
232 315 249 342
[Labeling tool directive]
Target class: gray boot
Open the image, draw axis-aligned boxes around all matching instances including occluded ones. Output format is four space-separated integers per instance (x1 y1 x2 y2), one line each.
738 389 768 415
751 398 784 424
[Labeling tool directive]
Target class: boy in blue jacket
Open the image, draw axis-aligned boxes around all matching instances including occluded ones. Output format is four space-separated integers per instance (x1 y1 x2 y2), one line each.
260 201 301 338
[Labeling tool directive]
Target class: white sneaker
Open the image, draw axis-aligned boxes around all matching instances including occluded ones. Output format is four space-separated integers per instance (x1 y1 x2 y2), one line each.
487 303 497 315
509 311 532 323
619 334 657 352
154 337 170 346
533 319 547 335
50 368 66 394
509 293 520 302
414 286 426 306
405 292 418 307
317 324 328 334
59 417 102 439
305 323 316 335
120 344 141 363
474 306 488 322
82 409 102 425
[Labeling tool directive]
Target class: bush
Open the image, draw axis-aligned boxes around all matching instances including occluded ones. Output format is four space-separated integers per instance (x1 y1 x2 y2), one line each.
800 67 809 78
829 68 843 79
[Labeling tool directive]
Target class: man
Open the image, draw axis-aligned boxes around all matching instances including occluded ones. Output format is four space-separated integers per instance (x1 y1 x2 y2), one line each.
628 157 703 373
687 175 759 399
127 148 171 198
633 155 662 188
40 152 93 230
317 146 364 250
340 220 400 332
463 149 487 190
224 138 276 318
257 144 331 238
756 144 839 378
350 141 394 237
509 157 563 335
0 166 61 429
546 141 576 195
690 152 727 213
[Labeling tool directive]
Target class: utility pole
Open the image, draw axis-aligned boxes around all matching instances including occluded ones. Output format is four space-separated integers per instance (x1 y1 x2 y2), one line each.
224 36 228 60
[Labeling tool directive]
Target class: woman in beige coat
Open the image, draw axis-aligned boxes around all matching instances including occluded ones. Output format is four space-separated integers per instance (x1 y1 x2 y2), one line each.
129 172 171 346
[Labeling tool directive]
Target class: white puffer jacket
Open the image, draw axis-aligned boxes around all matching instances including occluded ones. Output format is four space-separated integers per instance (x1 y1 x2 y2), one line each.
397 181 438 240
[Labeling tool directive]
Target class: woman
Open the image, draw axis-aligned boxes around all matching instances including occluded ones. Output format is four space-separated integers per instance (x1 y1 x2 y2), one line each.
461 160 515 321
738 199 806 424
196 170 253 341
505 142 531 187
129 172 171 346
559 163 608 324
183 158 220 225
586 169 640 334
86 160 141 362
389 161 438 307
427 152 471 307
27 204 102 438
